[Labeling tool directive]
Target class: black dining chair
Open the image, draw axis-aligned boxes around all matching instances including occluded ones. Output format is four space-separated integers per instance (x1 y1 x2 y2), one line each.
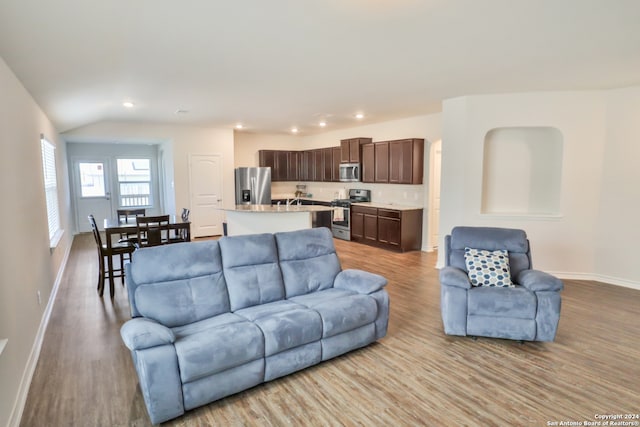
136 215 171 247
88 214 135 298
116 208 146 245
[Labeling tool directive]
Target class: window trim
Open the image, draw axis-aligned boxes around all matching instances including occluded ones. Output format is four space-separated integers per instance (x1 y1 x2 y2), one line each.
41 135 63 248
116 157 153 208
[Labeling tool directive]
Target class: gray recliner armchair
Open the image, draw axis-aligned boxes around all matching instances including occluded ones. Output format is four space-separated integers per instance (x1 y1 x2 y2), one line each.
440 226 563 341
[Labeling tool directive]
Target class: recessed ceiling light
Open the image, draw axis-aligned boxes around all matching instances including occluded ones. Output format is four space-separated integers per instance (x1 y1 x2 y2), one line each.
235 123 244 129
355 113 364 119
319 121 327 127
123 101 134 108
291 127 299 133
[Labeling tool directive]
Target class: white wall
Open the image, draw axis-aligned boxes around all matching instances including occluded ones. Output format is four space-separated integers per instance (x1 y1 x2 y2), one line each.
439 88 640 288
64 122 236 220
234 114 443 249
594 86 640 287
0 56 74 427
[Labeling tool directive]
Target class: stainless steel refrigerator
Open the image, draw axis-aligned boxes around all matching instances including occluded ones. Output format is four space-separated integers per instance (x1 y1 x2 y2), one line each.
234 167 272 205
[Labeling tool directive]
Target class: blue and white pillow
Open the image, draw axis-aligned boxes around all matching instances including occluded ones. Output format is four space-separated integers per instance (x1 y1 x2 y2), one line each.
464 247 513 287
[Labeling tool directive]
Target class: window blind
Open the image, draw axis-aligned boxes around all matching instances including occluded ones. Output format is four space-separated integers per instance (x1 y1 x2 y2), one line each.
41 136 62 246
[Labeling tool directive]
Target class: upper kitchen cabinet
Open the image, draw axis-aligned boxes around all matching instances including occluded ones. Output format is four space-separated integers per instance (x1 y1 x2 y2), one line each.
361 143 375 183
340 138 372 163
362 138 424 184
287 151 300 181
258 150 296 181
374 141 389 183
322 147 333 182
259 150 277 178
389 138 424 184
300 150 313 181
312 149 324 181
332 146 342 182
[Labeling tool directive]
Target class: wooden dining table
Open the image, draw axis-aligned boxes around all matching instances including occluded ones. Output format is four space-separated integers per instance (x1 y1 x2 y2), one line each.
103 216 191 291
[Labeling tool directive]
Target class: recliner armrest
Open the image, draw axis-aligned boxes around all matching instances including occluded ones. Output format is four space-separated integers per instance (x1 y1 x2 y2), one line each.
120 318 176 351
516 269 563 292
334 269 387 294
439 266 472 289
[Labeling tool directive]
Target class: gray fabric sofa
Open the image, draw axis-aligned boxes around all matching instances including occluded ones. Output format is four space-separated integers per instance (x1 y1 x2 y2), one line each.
120 227 389 424
440 226 563 342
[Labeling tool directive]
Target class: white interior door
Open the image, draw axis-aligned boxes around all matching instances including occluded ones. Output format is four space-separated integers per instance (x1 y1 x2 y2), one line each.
189 154 224 237
73 159 113 232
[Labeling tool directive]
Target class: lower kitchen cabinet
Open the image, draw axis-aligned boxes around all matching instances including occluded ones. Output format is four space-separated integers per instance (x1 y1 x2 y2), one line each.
351 205 422 252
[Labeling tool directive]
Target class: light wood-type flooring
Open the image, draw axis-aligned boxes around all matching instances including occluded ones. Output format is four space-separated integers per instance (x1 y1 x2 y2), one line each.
20 233 640 426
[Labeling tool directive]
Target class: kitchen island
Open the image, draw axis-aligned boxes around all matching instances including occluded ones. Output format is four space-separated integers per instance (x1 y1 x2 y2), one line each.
222 204 334 236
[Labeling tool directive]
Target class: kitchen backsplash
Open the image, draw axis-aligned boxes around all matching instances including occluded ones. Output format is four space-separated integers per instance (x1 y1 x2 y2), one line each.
272 181 425 206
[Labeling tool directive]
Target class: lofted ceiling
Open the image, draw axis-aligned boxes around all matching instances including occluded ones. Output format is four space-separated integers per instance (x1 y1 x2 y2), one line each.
1 0 639 135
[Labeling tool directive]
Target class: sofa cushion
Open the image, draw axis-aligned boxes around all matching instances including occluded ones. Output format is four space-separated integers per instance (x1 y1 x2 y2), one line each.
467 286 536 319
464 247 513 287
219 233 285 311
135 274 230 328
131 241 230 327
235 301 323 356
290 289 378 338
173 314 264 383
275 228 341 298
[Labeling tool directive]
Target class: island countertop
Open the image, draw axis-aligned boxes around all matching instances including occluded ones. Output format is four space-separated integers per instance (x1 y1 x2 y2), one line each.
353 202 423 211
223 204 334 213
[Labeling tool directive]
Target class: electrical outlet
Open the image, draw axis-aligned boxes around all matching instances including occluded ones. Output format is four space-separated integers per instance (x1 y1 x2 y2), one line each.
37 290 42 306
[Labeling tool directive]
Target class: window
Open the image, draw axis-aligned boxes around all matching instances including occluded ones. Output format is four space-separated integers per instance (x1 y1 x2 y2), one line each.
117 158 151 207
78 162 106 197
41 135 63 247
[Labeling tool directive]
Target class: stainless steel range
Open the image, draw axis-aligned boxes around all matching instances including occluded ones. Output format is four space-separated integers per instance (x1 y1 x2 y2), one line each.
331 189 371 240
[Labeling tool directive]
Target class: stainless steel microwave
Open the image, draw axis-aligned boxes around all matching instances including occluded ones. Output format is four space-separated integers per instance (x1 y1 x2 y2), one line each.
339 163 360 182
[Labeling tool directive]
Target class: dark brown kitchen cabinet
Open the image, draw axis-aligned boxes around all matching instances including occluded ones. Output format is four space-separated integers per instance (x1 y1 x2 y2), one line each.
361 143 375 183
351 205 423 252
374 142 389 183
350 205 378 242
361 138 424 184
377 209 401 247
258 150 299 181
300 150 313 181
287 151 300 181
351 208 364 239
258 150 275 172
332 146 341 181
389 139 424 184
312 149 323 181
258 150 281 181
340 137 372 163
322 147 333 181
260 145 348 183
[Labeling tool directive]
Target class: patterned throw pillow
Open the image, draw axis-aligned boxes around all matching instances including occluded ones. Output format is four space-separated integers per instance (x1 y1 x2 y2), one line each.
464 247 514 287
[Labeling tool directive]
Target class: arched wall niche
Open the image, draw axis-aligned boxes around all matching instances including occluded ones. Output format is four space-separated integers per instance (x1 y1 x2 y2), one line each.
481 126 563 216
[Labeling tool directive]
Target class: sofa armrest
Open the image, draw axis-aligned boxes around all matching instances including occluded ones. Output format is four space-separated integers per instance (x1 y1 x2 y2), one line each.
516 269 564 292
120 318 176 351
439 266 472 289
334 269 387 294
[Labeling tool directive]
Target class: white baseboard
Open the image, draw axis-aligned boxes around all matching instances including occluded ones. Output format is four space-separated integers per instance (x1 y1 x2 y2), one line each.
433 263 640 291
7 243 72 427
551 271 640 291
